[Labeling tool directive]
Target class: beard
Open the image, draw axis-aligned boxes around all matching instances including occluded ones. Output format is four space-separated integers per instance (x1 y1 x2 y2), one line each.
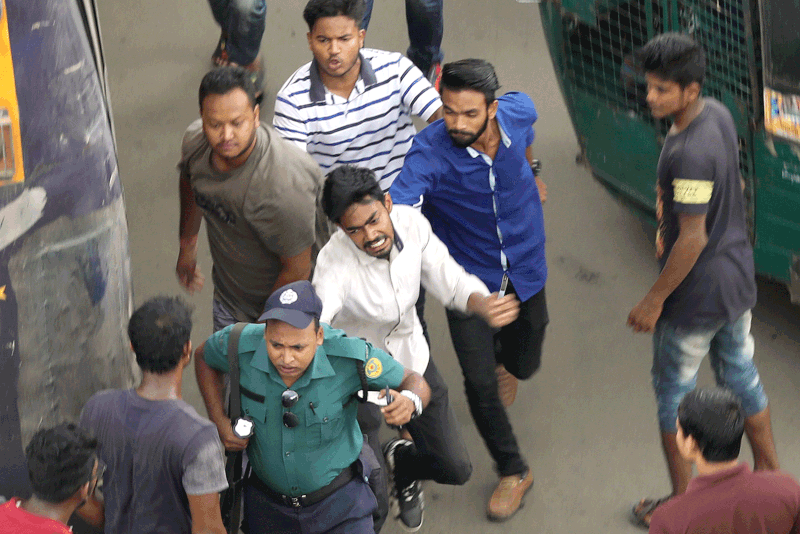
447 115 489 148
215 128 257 161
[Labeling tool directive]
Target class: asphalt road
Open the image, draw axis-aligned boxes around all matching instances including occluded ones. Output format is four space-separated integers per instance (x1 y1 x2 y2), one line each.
97 0 800 532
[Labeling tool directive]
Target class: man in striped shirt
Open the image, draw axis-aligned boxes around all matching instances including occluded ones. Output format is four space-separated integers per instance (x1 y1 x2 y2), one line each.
273 0 442 192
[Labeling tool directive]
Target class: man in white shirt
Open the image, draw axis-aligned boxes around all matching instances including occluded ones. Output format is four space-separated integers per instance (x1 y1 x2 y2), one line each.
313 165 519 531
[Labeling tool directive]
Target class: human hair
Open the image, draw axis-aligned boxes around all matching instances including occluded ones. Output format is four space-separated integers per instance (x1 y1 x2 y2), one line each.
322 165 385 223
198 66 257 110
26 423 98 503
128 296 193 374
440 59 501 104
303 0 366 31
677 387 745 463
636 32 706 88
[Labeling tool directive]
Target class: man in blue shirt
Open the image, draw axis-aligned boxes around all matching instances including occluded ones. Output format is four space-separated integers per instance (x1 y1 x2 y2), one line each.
390 59 548 521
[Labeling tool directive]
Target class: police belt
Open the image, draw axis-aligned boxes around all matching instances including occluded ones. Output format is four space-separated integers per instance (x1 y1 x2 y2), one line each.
248 461 359 508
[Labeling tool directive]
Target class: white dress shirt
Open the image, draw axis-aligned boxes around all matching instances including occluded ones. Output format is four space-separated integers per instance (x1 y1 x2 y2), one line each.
312 205 490 374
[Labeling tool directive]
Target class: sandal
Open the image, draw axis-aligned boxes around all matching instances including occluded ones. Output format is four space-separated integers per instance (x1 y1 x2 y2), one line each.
630 495 671 529
245 56 265 104
212 33 229 66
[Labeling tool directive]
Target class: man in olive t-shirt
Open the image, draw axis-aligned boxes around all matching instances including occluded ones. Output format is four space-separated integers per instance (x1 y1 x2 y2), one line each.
177 66 328 330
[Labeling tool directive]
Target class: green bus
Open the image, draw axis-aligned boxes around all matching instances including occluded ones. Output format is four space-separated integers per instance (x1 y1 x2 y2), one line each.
539 0 800 302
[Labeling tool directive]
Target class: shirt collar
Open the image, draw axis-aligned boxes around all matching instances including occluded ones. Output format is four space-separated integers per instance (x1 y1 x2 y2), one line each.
465 119 512 159
250 337 336 389
309 52 377 103
685 462 749 494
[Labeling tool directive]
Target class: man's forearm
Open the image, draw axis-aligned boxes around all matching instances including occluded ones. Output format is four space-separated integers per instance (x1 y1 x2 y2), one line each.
398 370 431 408
179 175 203 239
194 345 228 426
270 247 313 293
647 232 707 303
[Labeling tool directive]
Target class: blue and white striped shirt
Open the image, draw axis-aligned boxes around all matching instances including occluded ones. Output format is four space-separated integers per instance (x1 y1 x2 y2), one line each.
273 48 441 191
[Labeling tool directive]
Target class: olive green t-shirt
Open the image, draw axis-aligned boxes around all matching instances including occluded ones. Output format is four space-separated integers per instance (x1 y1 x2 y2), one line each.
179 120 326 321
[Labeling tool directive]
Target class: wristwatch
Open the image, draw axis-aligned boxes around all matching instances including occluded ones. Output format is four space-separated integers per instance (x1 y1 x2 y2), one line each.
400 390 423 420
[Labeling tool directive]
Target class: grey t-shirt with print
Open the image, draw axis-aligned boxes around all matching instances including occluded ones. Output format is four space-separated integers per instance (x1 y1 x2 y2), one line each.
179 120 326 321
79 389 228 534
655 98 756 327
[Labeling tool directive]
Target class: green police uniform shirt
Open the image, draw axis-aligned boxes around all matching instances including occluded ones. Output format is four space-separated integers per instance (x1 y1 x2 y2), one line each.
203 323 405 496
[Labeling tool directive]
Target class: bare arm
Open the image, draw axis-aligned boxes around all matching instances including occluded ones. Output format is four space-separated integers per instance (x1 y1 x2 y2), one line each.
75 495 104 529
194 342 249 452
176 172 205 292
427 106 443 123
188 493 226 534
525 144 547 203
628 212 708 333
270 246 313 293
380 368 432 426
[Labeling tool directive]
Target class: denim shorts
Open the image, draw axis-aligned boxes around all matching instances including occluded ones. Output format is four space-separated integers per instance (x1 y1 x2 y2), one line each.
651 310 768 432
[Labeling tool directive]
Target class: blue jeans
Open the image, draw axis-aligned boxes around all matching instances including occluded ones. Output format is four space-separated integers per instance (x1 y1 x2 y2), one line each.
652 310 769 432
362 0 444 74
207 0 266 65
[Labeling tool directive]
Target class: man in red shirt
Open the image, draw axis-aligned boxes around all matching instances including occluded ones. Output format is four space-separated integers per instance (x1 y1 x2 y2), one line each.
649 388 800 533
0 423 103 534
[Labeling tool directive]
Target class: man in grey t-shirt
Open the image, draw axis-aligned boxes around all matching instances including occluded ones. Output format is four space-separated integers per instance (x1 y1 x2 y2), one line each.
80 296 228 534
177 66 327 331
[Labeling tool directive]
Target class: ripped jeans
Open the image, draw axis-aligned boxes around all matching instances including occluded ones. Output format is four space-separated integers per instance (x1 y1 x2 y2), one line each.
651 310 769 432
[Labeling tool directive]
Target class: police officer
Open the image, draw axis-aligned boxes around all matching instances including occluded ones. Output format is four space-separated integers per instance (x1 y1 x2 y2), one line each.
195 280 431 533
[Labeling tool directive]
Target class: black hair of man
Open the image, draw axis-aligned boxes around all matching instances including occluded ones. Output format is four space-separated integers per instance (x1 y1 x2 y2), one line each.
303 0 366 31
636 32 706 89
678 387 745 463
322 165 385 224
128 296 193 374
26 423 98 503
198 66 258 110
440 59 501 105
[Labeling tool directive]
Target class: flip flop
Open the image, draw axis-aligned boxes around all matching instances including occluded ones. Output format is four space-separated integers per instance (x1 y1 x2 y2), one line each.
630 495 671 530
212 33 229 66
246 56 265 104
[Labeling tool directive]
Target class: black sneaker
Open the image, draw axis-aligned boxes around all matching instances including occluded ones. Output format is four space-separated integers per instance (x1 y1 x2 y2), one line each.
382 438 424 532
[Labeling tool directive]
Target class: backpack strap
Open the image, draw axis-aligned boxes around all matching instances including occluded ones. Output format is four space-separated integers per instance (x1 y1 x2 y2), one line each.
226 322 248 420
355 341 369 403
222 322 247 534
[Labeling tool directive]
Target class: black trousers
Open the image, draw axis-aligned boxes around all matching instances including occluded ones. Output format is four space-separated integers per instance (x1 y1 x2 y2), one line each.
445 284 548 477
358 358 472 495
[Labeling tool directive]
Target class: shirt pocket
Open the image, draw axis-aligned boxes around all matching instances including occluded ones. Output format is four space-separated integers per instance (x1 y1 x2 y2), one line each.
240 384 268 423
304 397 345 448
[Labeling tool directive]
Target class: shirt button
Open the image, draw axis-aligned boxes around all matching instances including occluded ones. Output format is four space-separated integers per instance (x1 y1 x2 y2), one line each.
292 486 298 491
286 452 291 457
323 417 329 422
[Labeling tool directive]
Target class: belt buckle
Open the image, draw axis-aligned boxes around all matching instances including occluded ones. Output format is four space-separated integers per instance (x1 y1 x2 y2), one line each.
290 496 302 508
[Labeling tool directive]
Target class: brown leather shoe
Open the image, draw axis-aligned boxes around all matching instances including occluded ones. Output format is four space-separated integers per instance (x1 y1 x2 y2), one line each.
487 470 533 521
496 364 518 407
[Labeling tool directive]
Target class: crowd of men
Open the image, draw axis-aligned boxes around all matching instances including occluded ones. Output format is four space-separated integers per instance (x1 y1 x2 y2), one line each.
4 1 800 533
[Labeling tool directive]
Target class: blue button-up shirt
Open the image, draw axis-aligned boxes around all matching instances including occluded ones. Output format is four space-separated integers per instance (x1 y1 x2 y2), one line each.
390 92 546 301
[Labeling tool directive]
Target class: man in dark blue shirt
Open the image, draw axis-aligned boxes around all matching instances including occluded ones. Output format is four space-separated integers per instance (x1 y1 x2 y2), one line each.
390 58 548 521
627 34 778 529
